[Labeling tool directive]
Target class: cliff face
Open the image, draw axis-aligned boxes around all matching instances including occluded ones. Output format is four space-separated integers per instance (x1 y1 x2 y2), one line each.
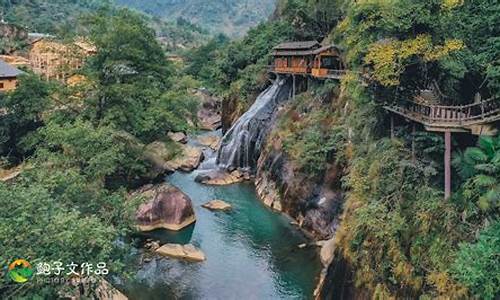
256 139 343 239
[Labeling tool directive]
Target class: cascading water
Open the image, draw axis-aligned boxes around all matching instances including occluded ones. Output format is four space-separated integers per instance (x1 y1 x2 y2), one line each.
216 78 291 171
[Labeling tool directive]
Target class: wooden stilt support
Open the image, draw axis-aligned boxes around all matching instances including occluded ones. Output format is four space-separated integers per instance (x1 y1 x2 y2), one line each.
411 123 416 162
390 115 395 139
292 75 296 100
444 130 452 199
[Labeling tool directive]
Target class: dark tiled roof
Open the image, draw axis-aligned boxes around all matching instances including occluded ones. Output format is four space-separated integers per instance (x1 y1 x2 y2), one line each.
0 59 23 78
273 44 342 57
273 41 320 50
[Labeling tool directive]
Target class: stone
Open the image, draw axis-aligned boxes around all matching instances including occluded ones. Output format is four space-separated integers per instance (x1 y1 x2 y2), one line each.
95 279 128 300
194 169 247 185
165 145 204 172
156 243 206 262
196 89 222 131
319 237 336 266
134 184 196 232
168 132 188 144
197 135 221 150
202 200 232 211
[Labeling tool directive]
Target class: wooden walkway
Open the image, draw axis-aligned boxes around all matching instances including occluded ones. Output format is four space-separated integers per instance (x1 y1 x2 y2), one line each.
268 66 349 80
384 97 500 135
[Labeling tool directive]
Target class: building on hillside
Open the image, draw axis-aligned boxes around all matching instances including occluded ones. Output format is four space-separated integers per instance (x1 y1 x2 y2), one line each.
270 41 345 79
29 37 96 82
0 59 23 92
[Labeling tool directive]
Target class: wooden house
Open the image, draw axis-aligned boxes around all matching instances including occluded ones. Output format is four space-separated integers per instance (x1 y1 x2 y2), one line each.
0 59 23 92
271 41 344 79
29 38 96 82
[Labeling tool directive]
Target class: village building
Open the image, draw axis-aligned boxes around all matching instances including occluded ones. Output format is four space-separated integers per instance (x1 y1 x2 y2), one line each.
0 59 23 92
29 37 96 82
271 41 344 79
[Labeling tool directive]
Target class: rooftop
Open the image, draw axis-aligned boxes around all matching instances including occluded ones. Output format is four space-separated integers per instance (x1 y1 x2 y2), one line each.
0 59 23 78
273 41 320 50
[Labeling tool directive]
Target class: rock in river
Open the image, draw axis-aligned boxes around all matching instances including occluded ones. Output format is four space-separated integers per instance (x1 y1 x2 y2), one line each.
195 169 250 185
202 200 232 211
168 131 188 144
197 135 221 150
165 145 205 172
156 243 206 262
134 184 196 232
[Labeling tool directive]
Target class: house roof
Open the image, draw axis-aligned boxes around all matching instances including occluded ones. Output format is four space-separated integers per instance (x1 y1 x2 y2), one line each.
273 41 320 51
0 59 23 78
273 44 342 57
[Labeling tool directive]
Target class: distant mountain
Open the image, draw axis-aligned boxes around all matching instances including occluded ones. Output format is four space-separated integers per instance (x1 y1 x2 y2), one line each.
0 0 108 33
115 0 277 38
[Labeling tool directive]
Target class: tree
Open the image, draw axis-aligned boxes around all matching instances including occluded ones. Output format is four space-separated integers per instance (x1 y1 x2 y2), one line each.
453 135 500 213
0 74 50 161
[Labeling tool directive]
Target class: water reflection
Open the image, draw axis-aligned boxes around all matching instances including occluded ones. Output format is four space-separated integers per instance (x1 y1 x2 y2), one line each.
122 169 321 300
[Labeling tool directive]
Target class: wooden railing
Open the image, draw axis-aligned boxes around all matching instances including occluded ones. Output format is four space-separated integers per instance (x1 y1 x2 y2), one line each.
387 97 500 125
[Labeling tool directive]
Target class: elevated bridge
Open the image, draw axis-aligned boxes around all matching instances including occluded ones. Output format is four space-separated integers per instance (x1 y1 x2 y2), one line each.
385 97 499 200
384 97 500 136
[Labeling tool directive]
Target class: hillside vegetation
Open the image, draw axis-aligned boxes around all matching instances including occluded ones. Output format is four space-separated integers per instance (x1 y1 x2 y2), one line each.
186 0 500 298
115 0 276 37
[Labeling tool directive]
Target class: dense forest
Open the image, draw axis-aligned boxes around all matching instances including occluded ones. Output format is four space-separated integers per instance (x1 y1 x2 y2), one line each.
115 0 276 37
185 0 499 298
0 0 498 299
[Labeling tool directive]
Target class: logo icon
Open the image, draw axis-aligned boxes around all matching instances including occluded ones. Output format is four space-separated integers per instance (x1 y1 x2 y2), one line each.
7 259 34 283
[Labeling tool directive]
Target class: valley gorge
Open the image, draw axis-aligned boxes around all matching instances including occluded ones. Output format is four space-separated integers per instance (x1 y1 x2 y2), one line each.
0 0 498 299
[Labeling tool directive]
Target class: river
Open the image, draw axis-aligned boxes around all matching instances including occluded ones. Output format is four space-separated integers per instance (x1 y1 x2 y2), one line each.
122 133 322 299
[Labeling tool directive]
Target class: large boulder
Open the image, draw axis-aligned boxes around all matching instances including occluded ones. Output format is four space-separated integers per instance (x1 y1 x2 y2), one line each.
165 145 204 172
144 141 204 173
134 184 196 232
168 132 188 144
156 243 206 262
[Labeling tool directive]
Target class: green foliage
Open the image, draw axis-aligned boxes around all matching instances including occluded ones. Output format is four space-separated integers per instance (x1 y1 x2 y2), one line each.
115 0 276 38
453 135 500 213
0 74 50 161
81 9 196 142
338 139 470 298
450 221 500 300
1 0 111 34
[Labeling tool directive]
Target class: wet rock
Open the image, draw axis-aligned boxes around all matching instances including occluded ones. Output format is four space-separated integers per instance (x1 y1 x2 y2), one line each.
197 135 221 150
196 89 222 131
145 241 160 251
255 174 282 212
156 243 206 262
319 237 336 266
95 279 128 300
168 132 188 144
143 141 178 174
202 200 232 211
134 184 196 232
165 145 204 172
195 169 248 185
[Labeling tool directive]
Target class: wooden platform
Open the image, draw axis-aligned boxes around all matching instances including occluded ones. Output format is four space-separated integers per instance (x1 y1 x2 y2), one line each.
384 98 500 135
268 66 348 80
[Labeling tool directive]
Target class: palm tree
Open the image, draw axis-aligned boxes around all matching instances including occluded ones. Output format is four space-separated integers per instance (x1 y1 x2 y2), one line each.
453 135 500 212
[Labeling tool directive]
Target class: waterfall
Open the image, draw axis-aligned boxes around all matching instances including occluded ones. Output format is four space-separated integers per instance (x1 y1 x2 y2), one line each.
216 78 291 171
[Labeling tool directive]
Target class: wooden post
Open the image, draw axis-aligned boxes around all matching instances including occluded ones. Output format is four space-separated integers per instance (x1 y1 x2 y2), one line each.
444 130 452 199
292 74 296 100
390 115 395 139
411 123 416 162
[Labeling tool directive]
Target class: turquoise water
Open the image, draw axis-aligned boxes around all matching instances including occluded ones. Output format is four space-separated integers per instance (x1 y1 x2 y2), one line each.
123 146 321 299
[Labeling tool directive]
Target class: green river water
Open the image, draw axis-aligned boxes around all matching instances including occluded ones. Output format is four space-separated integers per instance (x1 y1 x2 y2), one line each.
122 138 322 300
